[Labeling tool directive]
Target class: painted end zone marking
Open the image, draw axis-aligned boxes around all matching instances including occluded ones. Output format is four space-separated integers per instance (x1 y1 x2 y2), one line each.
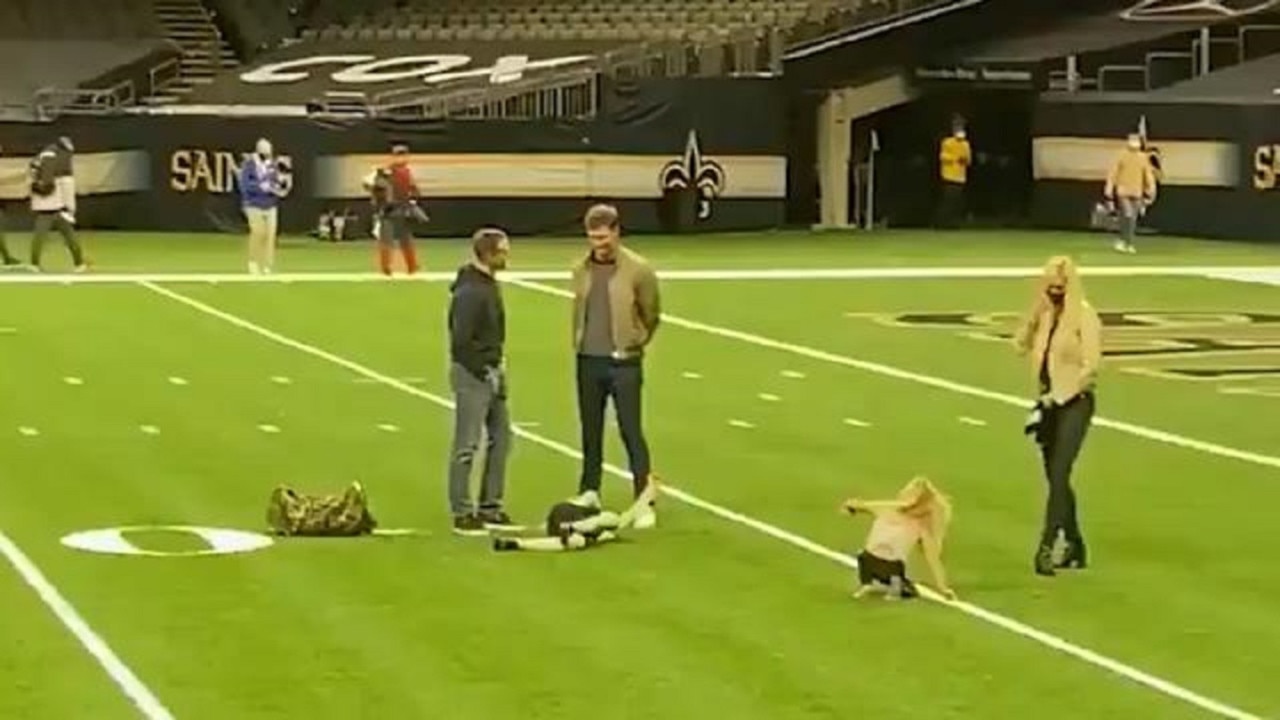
3 265 1279 285
506 279 1280 474
140 280 1267 720
0 531 175 719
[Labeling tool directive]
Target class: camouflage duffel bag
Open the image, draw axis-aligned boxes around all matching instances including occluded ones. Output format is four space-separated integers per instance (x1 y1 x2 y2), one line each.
266 481 378 537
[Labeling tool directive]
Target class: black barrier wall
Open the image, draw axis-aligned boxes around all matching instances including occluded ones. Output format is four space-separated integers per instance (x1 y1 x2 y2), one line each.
0 77 786 237
1032 96 1280 242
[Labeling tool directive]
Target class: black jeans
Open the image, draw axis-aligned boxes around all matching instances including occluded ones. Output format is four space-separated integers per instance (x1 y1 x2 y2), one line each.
576 354 651 497
1038 392 1095 547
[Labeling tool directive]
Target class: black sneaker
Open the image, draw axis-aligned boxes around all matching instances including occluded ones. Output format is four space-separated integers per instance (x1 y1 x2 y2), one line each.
479 510 522 531
452 514 487 537
492 537 520 552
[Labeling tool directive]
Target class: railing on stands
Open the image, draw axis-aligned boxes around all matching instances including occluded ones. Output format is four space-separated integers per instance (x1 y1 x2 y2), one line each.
32 80 136 120
148 56 183 95
310 24 788 120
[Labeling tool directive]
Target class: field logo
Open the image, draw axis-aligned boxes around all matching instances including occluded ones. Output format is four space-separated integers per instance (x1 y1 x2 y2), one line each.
856 310 1280 384
61 525 275 557
660 130 725 220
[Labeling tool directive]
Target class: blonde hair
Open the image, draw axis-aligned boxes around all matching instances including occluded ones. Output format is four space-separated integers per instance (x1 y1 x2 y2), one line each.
1028 255 1088 340
896 476 953 549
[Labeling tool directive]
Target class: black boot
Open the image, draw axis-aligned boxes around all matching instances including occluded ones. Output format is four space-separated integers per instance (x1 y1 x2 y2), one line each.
1056 539 1087 570
1035 545 1056 576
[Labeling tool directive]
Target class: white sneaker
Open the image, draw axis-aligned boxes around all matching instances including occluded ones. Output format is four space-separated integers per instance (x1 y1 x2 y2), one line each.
571 490 600 509
633 505 657 530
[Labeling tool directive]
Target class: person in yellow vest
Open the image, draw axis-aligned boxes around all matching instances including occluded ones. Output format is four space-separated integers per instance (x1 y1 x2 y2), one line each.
938 124 971 227
1103 133 1157 254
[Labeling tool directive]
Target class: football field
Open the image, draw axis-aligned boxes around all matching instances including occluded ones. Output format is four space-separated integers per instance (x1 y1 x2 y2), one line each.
1 229 1278 719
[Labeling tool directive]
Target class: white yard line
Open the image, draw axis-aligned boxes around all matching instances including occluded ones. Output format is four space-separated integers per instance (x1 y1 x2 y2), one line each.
140 279 1264 720
0 531 174 720
0 265 1277 284
510 279 1280 473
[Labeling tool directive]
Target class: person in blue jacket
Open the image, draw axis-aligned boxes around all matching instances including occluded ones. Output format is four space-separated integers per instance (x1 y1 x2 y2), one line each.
240 138 283 274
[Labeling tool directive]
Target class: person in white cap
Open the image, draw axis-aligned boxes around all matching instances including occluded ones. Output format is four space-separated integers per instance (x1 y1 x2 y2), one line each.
239 138 283 274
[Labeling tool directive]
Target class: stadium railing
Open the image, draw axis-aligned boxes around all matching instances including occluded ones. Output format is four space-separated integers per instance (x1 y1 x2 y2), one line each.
309 24 787 121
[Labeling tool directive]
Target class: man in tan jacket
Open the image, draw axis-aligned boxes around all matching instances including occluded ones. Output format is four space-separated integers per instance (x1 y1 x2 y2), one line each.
569 204 661 529
1103 133 1157 254
1014 256 1102 577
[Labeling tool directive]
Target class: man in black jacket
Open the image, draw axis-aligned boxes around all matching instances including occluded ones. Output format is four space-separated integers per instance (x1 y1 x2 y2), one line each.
446 227 518 535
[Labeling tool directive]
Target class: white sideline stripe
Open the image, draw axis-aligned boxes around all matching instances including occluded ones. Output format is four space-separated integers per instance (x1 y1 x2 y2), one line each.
139 280 1263 720
510 279 1280 473
0 531 174 720
2 265 1280 284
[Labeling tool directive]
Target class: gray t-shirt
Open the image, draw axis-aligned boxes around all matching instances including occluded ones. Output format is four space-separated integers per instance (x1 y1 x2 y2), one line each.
581 261 616 357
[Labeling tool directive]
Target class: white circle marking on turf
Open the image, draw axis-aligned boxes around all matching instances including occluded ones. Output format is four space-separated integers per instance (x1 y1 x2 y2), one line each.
60 526 275 557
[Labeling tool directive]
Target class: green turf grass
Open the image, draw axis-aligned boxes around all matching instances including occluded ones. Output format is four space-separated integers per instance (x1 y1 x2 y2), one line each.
0 229 1277 719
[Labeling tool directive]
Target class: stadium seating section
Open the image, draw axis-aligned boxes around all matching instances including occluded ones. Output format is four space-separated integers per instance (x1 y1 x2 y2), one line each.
0 0 163 38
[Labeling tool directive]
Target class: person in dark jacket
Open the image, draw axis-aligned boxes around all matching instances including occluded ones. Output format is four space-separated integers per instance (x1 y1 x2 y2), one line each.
446 227 518 535
29 137 86 272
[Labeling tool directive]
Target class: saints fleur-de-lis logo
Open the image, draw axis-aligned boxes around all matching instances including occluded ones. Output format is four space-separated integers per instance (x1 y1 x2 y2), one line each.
1119 0 1280 21
659 130 725 220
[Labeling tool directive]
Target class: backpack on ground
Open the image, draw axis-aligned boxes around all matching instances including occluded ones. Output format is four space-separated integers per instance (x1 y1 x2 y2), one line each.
266 481 378 537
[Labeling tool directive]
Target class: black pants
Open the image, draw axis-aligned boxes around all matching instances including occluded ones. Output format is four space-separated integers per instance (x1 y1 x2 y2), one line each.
576 354 651 497
1037 392 1094 547
32 211 84 267
938 182 966 228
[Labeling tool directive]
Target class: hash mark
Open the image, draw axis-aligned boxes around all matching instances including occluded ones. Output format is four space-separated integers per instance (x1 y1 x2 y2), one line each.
376 423 400 433
18 426 39 437
257 424 281 433
728 419 755 429
168 376 188 386
959 416 988 427
758 393 781 402
781 370 806 379
271 376 292 385
681 371 703 379
140 425 160 435
63 376 84 386
843 418 871 428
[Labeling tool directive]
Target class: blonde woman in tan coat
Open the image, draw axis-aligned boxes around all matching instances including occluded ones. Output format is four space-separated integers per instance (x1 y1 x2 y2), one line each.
1014 256 1102 576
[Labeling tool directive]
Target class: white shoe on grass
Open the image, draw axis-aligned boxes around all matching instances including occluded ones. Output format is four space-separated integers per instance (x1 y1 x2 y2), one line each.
633 505 657 530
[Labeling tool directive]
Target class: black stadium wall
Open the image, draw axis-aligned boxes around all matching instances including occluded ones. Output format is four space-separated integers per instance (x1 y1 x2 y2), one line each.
1033 96 1280 241
0 77 786 237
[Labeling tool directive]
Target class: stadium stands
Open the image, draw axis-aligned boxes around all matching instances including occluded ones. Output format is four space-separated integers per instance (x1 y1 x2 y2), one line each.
0 0 187 119
0 0 990 119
